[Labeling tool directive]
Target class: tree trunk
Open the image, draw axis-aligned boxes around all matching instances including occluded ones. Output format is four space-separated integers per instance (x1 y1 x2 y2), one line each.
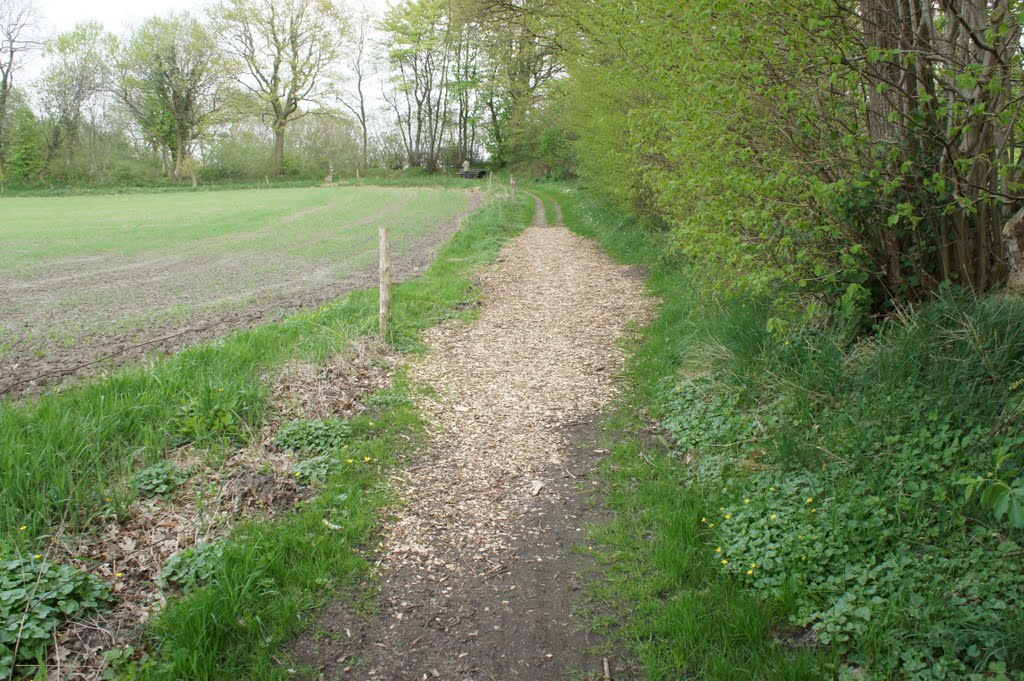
273 123 286 176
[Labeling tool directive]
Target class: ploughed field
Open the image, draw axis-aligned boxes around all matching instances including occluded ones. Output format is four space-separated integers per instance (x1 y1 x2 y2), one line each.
0 185 477 395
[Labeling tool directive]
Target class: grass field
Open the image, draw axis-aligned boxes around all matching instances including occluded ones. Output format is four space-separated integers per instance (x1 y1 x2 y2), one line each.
0 185 476 394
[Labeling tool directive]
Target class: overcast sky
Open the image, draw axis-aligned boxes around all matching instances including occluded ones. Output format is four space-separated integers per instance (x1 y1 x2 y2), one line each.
19 0 392 83
36 0 391 34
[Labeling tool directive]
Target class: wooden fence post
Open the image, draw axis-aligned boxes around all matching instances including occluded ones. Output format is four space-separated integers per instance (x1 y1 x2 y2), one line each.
379 226 392 340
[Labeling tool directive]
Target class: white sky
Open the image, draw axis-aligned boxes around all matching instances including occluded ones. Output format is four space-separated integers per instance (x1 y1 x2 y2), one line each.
36 0 391 35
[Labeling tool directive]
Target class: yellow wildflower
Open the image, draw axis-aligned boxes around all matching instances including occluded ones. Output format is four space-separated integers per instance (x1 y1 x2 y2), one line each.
715 547 722 553
115 572 124 579
747 569 753 575
724 514 732 519
750 562 757 568
770 514 778 520
769 486 776 492
744 498 751 504
18 525 27 531
364 456 373 463
806 497 814 504
721 559 728 565
701 517 707 523
346 459 355 464
33 554 41 559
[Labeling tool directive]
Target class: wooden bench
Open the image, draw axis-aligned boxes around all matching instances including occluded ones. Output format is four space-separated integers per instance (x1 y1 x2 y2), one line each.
458 169 487 179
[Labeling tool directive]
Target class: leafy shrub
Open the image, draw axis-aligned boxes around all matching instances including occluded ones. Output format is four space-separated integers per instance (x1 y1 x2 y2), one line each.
134 462 190 498
273 418 352 455
1 557 112 678
159 541 225 593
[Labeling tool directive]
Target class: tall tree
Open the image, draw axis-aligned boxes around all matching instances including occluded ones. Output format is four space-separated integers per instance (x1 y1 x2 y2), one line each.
216 0 348 175
380 0 454 170
466 0 562 165
115 13 225 180
0 0 37 168
339 9 373 169
38 21 111 168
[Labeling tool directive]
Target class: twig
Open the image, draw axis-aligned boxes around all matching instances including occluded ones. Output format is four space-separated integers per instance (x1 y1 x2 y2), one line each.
603 657 612 680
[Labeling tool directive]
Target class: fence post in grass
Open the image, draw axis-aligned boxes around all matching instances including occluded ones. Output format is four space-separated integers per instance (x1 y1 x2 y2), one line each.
379 226 392 341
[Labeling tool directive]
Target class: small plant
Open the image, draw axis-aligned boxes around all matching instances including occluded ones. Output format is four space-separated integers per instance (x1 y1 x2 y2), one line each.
365 388 412 409
1 557 112 679
159 541 225 593
134 462 190 498
959 444 1024 529
170 384 263 446
273 418 352 455
292 455 334 484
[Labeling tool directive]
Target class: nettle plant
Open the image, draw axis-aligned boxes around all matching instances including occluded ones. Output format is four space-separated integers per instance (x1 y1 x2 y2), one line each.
159 541 225 593
134 461 190 498
273 418 352 455
1 557 112 678
292 455 335 484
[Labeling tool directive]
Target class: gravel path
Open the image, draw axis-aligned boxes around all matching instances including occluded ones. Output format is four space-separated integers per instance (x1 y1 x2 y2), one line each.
291 197 651 679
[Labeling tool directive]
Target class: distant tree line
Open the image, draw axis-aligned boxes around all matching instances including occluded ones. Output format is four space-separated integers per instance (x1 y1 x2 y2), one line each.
0 0 565 187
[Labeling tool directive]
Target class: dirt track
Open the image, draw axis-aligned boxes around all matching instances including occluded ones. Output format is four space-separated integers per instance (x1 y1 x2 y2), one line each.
0 190 481 397
289 197 652 679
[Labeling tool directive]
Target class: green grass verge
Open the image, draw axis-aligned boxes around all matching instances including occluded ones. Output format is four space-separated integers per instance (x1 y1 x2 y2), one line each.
552 184 1024 679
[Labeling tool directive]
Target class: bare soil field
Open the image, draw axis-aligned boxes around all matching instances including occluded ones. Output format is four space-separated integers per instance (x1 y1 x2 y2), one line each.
0 185 481 396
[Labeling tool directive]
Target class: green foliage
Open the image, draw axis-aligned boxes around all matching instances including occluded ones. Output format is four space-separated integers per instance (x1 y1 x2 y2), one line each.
1 557 112 679
273 418 352 455
5 106 46 180
134 462 190 498
557 0 1024 313
291 455 335 484
159 541 225 593
632 272 1024 677
170 382 265 446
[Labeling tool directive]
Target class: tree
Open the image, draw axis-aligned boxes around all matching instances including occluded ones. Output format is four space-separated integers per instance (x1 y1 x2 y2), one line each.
465 0 562 166
115 13 225 180
339 9 374 169
0 0 37 168
6 98 43 179
215 0 348 175
38 21 112 169
380 0 454 170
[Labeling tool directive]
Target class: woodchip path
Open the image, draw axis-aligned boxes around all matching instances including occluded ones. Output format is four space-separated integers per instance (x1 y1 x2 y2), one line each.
291 196 652 680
